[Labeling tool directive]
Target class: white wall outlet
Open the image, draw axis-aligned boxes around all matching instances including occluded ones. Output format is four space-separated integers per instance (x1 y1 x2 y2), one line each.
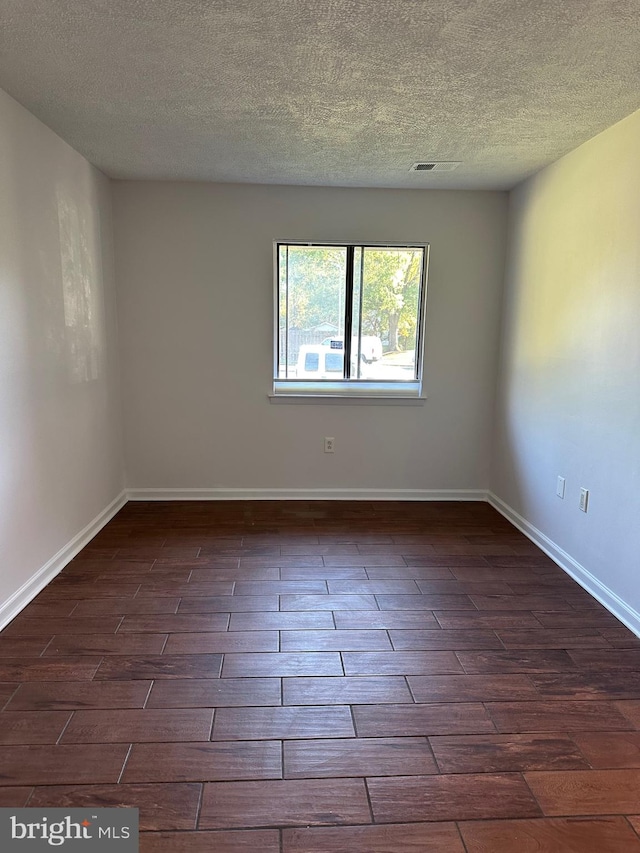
324 437 335 453
556 476 565 499
579 487 589 512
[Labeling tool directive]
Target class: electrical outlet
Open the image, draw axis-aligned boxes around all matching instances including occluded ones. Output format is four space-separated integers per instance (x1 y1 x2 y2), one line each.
579 488 589 512
324 437 335 453
556 476 565 499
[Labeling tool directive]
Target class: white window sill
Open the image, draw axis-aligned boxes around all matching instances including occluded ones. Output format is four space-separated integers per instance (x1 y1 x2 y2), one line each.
270 380 426 405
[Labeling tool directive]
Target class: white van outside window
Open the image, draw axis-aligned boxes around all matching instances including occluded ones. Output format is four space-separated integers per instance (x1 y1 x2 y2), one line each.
296 345 359 379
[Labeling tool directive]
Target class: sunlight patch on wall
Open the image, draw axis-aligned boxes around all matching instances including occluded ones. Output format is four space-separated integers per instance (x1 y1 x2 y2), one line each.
57 184 103 383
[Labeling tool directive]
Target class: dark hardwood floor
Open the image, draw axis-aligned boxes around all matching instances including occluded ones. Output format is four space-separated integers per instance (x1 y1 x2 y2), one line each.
2 500 640 851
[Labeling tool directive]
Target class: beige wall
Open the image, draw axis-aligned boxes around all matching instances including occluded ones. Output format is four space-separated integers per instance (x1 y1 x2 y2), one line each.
113 182 508 495
492 109 640 624
0 88 124 622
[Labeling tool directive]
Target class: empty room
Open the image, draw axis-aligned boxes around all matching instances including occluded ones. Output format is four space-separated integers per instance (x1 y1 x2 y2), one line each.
1 1 640 850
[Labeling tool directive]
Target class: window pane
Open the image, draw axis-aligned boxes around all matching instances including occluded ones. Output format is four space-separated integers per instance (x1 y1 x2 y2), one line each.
325 352 343 372
276 243 426 389
351 246 363 378
358 247 423 381
278 245 347 379
304 352 319 372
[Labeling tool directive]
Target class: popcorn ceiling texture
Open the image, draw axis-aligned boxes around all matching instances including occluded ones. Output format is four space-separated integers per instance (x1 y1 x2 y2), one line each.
0 0 638 188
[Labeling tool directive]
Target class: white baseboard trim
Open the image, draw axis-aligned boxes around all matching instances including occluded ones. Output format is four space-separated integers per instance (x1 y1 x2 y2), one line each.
488 491 640 638
0 490 128 632
126 487 488 502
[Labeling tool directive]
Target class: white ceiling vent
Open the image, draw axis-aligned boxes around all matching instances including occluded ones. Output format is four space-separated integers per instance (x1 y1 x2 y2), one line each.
410 161 461 172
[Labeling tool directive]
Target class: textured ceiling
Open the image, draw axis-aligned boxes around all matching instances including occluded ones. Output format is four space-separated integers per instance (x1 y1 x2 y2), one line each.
0 0 639 188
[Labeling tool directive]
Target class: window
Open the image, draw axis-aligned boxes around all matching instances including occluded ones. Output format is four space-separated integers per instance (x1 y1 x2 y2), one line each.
274 242 429 399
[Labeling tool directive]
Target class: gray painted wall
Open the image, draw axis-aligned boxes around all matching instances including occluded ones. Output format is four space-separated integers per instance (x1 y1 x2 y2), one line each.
0 88 124 616
112 182 508 494
492 109 640 623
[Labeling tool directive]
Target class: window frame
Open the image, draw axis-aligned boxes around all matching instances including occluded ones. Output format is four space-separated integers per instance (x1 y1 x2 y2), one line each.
272 240 430 400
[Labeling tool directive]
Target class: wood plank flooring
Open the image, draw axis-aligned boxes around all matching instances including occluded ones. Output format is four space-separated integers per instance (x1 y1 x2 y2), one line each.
2 500 640 851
